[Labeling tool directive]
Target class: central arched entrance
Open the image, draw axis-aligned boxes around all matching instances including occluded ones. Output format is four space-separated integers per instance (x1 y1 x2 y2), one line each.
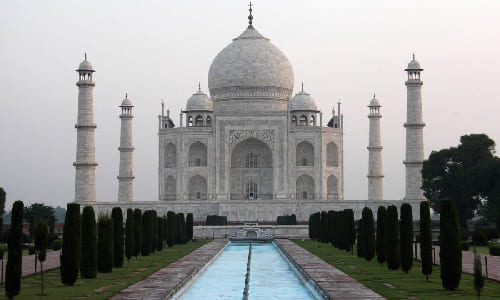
230 138 273 200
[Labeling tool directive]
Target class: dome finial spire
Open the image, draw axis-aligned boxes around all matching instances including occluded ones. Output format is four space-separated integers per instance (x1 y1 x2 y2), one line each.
412 52 415 60
198 82 201 91
84 52 87 61
248 2 254 28
301 82 304 92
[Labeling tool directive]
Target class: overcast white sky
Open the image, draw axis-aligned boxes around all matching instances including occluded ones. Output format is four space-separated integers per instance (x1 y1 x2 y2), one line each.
1 0 499 209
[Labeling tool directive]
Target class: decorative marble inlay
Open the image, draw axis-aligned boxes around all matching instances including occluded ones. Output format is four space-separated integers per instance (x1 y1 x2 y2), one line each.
229 129 275 148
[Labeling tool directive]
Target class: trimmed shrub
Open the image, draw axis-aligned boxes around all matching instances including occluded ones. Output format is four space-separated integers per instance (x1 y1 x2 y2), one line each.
167 211 176 247
206 215 227 226
440 199 462 290
400 203 413 273
97 214 114 273
489 245 500 256
357 217 364 258
141 211 153 256
112 207 124 267
277 215 297 225
51 239 61 251
344 209 356 252
60 203 81 286
461 241 470 251
163 216 168 245
176 213 187 244
320 211 328 243
151 211 158 253
376 206 386 265
34 219 48 295
28 245 36 255
186 213 194 241
157 217 164 251
308 214 312 239
133 208 142 258
125 209 135 262
6 200 24 298
339 211 346 250
327 211 334 244
420 201 433 280
362 207 375 261
386 205 400 270
80 206 97 279
474 251 485 300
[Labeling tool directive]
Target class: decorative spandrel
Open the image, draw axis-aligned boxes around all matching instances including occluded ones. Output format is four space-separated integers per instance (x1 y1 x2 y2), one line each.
229 130 275 149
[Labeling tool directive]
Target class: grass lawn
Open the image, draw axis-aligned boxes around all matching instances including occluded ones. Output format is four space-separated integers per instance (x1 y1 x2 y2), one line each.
0 240 209 300
475 246 491 255
294 240 500 300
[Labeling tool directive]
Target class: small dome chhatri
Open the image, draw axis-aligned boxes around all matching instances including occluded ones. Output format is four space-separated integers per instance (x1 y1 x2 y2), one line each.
368 94 381 107
120 93 133 107
186 85 213 111
290 84 318 111
77 53 95 72
405 53 423 71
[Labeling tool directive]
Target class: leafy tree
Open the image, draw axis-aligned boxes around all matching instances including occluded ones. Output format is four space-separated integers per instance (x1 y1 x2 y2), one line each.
0 188 6 242
176 213 187 244
166 211 176 247
133 208 142 258
362 207 375 261
60 203 81 286
6 200 24 298
186 213 194 241
112 207 124 267
24 203 55 225
97 214 113 273
28 215 36 241
125 209 135 262
34 219 48 295
376 206 387 265
400 203 414 273
80 206 97 279
420 201 433 281
440 199 462 290
141 210 153 255
386 205 400 270
422 134 500 228
344 209 356 253
473 250 485 300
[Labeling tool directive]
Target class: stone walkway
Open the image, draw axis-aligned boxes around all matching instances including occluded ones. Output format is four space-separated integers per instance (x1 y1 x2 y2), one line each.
415 244 500 282
110 239 228 300
275 239 385 300
0 250 61 279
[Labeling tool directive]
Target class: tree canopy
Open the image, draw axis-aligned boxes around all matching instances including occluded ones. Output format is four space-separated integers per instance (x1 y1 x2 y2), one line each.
422 134 500 227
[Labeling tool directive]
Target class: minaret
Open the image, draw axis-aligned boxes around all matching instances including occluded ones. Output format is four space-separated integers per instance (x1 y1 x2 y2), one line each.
367 94 384 200
117 94 135 202
404 54 425 201
74 54 98 205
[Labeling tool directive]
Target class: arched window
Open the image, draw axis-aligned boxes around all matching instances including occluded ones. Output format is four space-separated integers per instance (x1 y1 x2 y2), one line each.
189 175 207 200
299 115 307 126
165 176 176 200
327 175 338 199
291 115 297 126
326 142 339 167
187 116 193 127
245 153 259 168
245 181 258 200
188 141 207 167
164 143 177 168
310 115 315 126
195 115 204 127
296 141 314 166
296 174 314 199
206 116 212 127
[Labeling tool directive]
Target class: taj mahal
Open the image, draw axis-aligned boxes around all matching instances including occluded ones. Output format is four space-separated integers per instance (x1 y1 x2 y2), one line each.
73 6 425 222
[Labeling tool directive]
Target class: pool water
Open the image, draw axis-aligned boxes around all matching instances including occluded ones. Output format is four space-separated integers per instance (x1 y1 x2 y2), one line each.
175 242 319 300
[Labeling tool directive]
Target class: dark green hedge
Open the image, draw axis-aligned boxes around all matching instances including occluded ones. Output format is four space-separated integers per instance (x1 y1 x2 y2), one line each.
206 215 227 226
60 203 81 286
276 214 297 225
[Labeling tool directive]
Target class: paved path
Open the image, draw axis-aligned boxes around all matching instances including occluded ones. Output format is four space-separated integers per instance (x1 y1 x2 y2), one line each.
415 244 500 282
0 250 61 279
110 239 228 300
276 239 385 299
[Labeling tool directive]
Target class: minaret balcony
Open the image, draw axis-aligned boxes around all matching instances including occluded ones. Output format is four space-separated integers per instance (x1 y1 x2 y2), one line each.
403 122 425 128
76 80 95 87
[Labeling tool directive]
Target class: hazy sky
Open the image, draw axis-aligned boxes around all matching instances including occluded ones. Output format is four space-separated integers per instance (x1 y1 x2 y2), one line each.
1 0 499 209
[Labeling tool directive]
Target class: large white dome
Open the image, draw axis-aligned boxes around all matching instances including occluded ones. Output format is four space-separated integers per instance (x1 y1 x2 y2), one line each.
208 26 294 101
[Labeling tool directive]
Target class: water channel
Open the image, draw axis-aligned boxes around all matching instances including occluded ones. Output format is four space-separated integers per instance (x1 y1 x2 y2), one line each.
174 241 320 300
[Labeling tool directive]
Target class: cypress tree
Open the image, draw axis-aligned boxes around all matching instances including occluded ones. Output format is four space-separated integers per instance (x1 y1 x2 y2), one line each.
112 207 124 268
125 208 135 262
386 205 400 270
166 211 176 247
0 188 5 243
473 250 485 300
344 209 356 253
440 199 462 290
186 213 194 241
162 216 168 246
400 203 413 273
376 206 387 265
334 211 340 248
320 211 328 243
6 200 24 298
60 203 81 286
151 211 158 253
97 214 113 273
339 211 346 250
133 208 142 258
141 211 153 256
313 212 321 241
357 216 364 258
80 206 97 279
308 214 313 239
34 219 48 295
327 211 334 244
176 213 186 244
362 207 375 261
420 201 433 281
157 217 164 251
